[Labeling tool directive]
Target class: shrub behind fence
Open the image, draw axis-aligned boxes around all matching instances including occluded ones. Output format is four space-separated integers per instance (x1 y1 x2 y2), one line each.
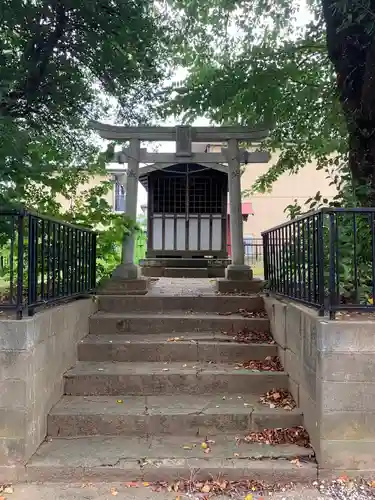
262 208 375 318
0 208 96 318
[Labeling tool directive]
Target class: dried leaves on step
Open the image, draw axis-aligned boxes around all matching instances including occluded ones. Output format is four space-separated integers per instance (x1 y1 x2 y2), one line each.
259 388 296 410
237 426 311 448
219 309 267 319
225 327 275 344
151 478 294 496
236 356 283 371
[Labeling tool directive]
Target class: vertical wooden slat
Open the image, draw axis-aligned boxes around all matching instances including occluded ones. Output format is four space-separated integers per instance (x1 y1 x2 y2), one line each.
197 213 201 251
209 215 213 252
173 214 177 251
185 165 189 251
162 215 166 251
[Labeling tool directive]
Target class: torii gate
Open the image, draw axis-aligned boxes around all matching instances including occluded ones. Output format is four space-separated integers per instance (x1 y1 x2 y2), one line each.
90 122 270 292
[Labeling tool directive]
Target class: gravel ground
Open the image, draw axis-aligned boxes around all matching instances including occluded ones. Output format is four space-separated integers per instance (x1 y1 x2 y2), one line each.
147 277 217 296
3 479 375 500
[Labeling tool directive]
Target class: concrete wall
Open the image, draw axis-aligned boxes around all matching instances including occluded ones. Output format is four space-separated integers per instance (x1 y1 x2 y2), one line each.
0 298 97 476
241 159 339 238
207 145 339 238
264 295 375 476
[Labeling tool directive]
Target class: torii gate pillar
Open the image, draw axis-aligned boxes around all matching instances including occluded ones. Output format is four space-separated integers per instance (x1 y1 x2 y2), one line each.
217 139 264 294
112 138 141 281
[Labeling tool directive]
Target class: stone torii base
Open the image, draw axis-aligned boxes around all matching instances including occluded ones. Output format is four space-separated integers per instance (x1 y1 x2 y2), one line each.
98 276 148 295
216 276 264 294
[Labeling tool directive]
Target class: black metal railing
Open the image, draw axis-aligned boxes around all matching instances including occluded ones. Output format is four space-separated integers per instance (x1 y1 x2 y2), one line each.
262 207 375 318
0 208 97 318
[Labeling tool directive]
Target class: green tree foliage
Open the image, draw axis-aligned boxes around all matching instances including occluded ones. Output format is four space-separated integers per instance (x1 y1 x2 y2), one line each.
162 0 351 206
0 0 172 282
0 0 170 206
161 0 375 306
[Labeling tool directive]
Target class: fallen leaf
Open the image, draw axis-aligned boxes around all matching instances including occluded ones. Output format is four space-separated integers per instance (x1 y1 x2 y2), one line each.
259 389 297 411
183 445 192 450
237 357 283 372
338 475 349 482
110 487 118 496
142 482 150 487
124 482 139 488
245 494 253 500
116 399 124 404
370 480 375 488
290 458 302 467
238 427 310 448
201 442 208 449
226 327 274 344
201 484 211 493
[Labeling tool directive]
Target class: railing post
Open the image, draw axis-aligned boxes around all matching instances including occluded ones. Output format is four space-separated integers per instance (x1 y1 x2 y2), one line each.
262 232 269 283
90 232 97 290
317 211 325 316
27 214 38 316
328 211 337 319
16 210 25 319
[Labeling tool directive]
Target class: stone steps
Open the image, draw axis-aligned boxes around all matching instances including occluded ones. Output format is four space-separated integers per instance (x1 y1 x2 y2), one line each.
64 361 288 396
89 312 270 335
78 334 277 362
98 294 264 313
47 394 303 437
164 267 209 278
26 435 316 483
27 291 314 484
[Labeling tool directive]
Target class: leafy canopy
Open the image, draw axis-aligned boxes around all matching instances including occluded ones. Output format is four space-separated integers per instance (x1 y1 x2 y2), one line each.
162 0 349 209
0 0 174 281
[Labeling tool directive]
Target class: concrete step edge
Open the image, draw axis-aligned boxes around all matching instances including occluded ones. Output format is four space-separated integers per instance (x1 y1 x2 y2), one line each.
64 362 288 376
79 335 276 346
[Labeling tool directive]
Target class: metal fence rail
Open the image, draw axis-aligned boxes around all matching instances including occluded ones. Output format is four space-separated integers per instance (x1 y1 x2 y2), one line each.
262 207 375 318
0 208 97 318
228 238 264 275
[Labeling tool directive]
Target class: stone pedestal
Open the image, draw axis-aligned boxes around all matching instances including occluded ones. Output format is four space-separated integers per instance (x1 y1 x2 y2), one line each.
99 277 148 295
225 264 253 281
217 277 264 294
112 262 140 280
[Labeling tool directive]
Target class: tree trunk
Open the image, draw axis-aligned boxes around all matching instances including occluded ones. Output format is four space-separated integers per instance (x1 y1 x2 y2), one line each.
348 127 375 206
322 0 375 205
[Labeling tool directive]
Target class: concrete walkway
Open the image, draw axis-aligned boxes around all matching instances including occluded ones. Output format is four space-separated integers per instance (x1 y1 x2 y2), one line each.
9 483 325 500
147 277 217 296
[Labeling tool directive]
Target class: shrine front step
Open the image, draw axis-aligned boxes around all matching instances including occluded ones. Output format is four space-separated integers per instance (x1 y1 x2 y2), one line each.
164 267 209 278
141 258 231 268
